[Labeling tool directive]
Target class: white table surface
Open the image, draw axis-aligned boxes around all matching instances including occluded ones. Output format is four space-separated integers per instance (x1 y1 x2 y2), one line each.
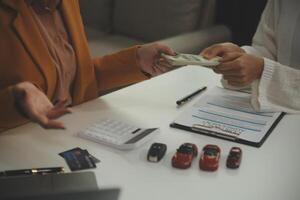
0 66 299 200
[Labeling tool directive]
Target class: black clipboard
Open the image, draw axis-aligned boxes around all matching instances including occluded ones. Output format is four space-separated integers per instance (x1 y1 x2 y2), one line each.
170 112 285 148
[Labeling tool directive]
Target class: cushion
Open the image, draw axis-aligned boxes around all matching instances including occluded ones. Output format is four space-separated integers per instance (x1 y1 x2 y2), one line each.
85 27 144 56
79 0 113 32
113 0 203 41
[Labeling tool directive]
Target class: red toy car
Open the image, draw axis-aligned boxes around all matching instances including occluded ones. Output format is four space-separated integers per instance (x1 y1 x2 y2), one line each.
172 143 198 169
226 147 242 169
199 144 221 171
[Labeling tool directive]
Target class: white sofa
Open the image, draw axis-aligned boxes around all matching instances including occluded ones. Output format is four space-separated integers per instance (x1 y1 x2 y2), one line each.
79 0 232 56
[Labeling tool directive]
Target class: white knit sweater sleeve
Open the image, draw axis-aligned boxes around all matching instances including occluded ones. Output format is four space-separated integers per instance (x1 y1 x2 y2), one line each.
221 1 277 93
251 59 300 113
242 0 300 113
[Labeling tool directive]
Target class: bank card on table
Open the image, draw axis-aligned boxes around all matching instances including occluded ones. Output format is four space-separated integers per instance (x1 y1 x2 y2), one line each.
59 147 99 171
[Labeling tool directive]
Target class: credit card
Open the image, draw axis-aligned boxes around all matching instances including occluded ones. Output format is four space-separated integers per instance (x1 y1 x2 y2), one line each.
84 150 101 164
59 147 100 164
59 148 96 171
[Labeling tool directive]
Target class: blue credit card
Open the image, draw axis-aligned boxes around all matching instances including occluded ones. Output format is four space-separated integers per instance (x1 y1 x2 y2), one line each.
59 148 100 164
59 148 97 171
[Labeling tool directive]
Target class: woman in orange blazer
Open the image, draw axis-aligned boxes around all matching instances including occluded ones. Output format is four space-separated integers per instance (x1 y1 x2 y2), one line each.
0 0 175 132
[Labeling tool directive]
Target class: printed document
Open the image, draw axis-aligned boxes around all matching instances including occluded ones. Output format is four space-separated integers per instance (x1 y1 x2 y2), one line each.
172 87 283 143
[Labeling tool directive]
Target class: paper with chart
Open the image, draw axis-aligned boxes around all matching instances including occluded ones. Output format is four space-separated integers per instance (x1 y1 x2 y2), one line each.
172 87 283 143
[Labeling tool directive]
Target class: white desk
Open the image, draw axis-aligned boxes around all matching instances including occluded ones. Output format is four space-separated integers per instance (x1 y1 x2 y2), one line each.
0 66 300 200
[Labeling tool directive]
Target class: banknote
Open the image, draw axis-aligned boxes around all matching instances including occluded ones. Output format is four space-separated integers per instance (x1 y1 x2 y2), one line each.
161 53 221 68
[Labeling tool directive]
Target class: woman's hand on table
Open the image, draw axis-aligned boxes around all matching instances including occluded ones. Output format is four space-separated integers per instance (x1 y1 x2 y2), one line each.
12 82 71 129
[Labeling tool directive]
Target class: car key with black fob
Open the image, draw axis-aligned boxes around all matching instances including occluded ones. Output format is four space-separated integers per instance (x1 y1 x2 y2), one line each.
147 143 167 163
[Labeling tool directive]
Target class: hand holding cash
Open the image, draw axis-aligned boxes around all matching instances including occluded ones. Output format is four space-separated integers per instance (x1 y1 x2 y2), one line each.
161 53 221 68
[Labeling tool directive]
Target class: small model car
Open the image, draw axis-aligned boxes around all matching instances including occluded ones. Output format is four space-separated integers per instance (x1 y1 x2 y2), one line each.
199 144 221 171
172 143 198 169
147 143 167 162
226 147 242 169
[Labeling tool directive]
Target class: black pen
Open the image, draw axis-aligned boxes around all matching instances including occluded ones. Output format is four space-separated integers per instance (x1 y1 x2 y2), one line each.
176 86 207 106
0 167 64 177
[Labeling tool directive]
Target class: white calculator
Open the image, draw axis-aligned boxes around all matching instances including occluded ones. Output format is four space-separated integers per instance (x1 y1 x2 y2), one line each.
78 119 159 150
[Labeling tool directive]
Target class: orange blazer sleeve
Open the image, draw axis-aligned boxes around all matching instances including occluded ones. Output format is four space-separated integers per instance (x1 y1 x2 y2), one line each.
93 46 149 93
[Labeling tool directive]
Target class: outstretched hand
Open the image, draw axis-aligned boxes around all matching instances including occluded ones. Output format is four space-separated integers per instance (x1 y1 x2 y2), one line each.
137 43 176 76
12 82 71 129
200 42 264 87
214 53 264 87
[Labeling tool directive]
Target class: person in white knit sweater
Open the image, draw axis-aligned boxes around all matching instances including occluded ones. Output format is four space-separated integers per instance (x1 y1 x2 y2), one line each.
200 0 300 113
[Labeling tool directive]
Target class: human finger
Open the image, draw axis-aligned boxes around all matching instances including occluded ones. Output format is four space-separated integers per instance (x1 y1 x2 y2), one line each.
47 107 72 119
158 59 174 69
213 61 240 74
227 80 249 87
223 76 246 85
159 62 174 69
155 64 170 73
53 99 68 109
144 64 158 76
200 44 227 59
214 68 242 76
43 120 66 129
220 52 243 62
223 75 245 81
152 65 165 75
155 43 176 55
225 75 252 86
35 115 66 129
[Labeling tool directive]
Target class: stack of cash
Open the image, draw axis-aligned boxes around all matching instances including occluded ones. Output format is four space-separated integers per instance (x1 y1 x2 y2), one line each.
161 53 221 68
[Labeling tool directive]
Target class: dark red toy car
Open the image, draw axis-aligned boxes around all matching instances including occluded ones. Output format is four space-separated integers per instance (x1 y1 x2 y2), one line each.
226 147 242 169
199 144 221 171
172 143 198 169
